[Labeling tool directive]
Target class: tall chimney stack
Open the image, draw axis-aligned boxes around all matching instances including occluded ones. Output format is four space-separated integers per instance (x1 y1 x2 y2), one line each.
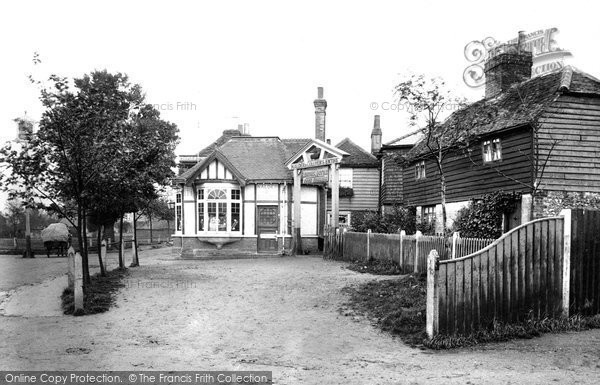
314 87 327 142
371 115 382 154
484 31 533 99
243 123 250 135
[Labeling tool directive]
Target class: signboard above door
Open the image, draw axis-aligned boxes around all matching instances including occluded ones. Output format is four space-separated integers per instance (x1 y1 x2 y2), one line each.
302 166 329 185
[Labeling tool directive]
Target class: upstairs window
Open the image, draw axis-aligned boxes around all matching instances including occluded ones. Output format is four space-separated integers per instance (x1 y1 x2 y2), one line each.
415 160 426 180
483 138 502 163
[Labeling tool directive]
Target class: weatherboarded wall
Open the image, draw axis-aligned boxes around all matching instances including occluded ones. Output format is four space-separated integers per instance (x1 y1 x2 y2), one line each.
403 126 533 207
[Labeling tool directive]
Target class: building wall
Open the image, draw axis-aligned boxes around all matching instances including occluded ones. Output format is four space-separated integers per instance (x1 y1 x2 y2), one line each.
326 167 379 212
403 125 533 207
537 95 600 193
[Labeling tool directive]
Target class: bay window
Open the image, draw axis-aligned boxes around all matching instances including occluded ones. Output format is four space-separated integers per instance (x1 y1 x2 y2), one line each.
197 186 242 233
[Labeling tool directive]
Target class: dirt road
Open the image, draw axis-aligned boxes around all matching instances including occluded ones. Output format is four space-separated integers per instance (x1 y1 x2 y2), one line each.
1 248 599 384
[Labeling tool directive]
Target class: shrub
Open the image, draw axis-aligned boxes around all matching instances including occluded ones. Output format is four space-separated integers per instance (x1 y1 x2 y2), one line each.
350 205 416 234
452 191 520 239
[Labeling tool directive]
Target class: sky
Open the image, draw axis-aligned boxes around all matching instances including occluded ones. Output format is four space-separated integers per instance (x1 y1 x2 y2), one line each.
0 0 599 198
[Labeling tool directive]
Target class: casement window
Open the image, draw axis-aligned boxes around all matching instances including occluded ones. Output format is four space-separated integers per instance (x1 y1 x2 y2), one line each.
422 205 435 224
483 138 502 162
175 192 182 232
197 187 242 233
415 160 426 180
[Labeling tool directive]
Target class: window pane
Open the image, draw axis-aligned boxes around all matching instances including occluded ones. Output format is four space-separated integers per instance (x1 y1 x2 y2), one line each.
198 189 204 200
218 202 227 231
198 203 204 231
176 206 182 231
208 202 217 231
176 193 182 203
231 189 241 200
208 189 226 200
231 203 240 231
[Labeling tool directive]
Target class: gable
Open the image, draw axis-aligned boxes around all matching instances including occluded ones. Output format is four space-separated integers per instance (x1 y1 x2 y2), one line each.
285 138 349 169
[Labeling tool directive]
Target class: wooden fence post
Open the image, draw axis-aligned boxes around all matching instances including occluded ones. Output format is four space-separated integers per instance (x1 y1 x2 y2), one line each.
399 229 405 267
67 246 75 288
414 230 422 273
366 229 371 262
452 232 459 259
560 209 571 317
426 249 440 339
101 240 107 271
73 251 84 315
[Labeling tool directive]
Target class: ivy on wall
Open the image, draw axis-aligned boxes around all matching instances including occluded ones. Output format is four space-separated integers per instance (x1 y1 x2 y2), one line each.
453 191 521 239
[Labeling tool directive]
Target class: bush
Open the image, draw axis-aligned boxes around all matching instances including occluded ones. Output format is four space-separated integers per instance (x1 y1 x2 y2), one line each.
350 205 416 234
452 191 520 238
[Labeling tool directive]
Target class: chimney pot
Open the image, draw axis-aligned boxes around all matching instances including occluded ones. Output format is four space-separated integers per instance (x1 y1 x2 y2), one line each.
371 115 382 154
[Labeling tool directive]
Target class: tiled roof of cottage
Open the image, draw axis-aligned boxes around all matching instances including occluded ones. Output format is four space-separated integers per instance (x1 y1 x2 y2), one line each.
176 132 378 183
336 138 378 167
219 137 296 181
406 66 600 160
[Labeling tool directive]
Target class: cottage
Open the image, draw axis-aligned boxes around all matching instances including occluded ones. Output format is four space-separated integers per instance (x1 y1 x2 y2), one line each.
401 45 600 233
172 88 379 256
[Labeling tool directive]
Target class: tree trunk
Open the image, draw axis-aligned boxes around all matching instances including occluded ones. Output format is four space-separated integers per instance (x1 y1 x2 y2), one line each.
97 225 105 277
149 212 153 244
118 214 124 269
81 206 91 284
440 174 448 236
130 214 139 267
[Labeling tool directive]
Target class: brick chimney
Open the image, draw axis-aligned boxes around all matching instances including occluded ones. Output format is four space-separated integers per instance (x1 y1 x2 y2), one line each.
371 115 382 154
484 31 533 99
314 87 327 142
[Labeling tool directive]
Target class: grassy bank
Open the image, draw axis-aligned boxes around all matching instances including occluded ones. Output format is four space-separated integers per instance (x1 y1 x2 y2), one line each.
61 268 128 316
342 273 600 349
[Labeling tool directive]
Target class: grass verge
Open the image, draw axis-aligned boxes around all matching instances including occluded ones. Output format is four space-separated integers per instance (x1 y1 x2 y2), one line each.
425 314 600 349
61 268 129 316
342 275 600 349
341 274 427 346
346 259 404 275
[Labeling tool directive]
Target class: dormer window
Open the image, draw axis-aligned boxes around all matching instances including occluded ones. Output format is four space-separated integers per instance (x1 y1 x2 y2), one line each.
483 138 502 162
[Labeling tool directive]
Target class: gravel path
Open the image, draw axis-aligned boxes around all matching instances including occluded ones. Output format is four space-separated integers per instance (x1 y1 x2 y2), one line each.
1 248 599 384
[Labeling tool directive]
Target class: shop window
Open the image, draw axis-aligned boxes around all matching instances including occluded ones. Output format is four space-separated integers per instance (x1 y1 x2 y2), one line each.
197 187 242 233
231 203 240 231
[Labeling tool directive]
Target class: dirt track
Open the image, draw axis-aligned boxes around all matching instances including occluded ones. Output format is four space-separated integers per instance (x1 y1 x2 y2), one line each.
1 248 599 384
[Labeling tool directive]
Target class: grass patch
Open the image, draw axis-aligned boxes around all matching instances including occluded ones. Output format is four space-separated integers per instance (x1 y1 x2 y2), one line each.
61 268 128 316
346 259 404 275
341 275 427 346
342 275 600 349
425 314 600 349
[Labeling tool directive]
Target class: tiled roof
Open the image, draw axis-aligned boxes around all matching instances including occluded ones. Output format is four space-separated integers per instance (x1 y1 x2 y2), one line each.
219 137 295 181
407 66 600 160
197 129 247 157
335 138 378 167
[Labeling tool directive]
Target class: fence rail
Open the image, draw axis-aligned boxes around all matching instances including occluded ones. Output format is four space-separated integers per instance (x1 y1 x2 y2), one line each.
323 227 495 274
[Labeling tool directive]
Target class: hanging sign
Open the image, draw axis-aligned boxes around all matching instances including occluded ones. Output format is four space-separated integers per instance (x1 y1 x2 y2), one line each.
302 166 329 184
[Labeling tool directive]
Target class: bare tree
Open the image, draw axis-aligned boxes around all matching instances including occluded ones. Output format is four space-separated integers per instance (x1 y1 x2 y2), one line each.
395 74 467 233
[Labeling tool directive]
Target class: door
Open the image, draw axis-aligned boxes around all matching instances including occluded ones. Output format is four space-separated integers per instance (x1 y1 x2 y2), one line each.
257 206 278 252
